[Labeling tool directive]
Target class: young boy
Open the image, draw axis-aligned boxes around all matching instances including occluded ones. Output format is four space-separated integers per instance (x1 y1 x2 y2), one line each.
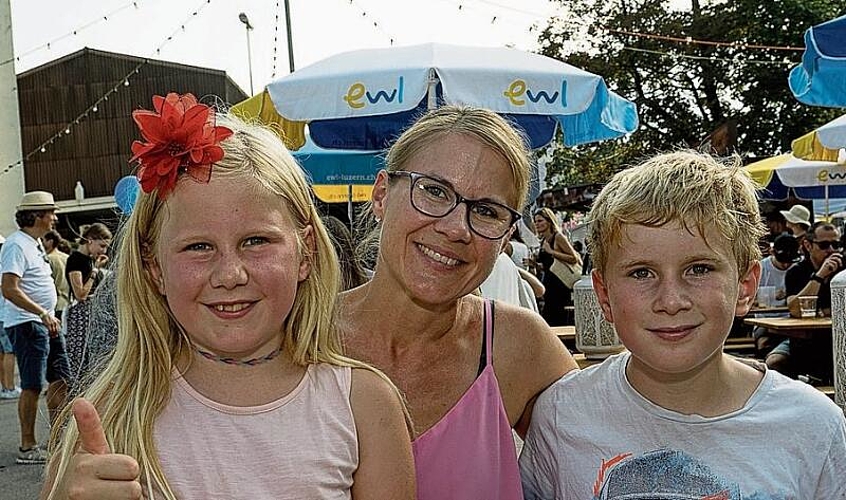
519 151 846 499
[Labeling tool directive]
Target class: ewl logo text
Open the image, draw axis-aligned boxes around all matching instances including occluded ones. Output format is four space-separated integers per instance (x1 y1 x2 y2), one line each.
344 77 404 109
503 79 568 107
817 169 846 182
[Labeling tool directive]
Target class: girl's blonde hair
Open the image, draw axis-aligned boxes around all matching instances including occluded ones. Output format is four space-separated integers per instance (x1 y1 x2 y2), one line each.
47 114 401 499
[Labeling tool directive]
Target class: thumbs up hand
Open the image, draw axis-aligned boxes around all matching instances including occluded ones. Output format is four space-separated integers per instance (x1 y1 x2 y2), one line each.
44 399 143 499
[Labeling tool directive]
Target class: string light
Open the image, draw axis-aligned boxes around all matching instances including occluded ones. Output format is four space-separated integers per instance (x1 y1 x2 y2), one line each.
340 0 397 45
0 1 145 68
271 1 282 78
606 28 803 52
621 46 797 66
1 0 216 179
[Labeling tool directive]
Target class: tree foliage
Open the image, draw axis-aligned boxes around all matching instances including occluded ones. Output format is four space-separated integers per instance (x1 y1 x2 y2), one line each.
537 0 845 189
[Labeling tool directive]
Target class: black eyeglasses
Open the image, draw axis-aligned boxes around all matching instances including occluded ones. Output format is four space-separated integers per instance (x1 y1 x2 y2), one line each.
812 240 843 251
388 171 522 240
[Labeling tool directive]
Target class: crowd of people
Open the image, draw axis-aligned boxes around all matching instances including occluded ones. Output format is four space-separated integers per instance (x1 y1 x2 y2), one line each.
0 92 843 499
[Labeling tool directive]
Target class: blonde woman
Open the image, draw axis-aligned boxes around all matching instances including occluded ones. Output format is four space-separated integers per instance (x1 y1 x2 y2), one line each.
532 207 582 326
42 94 414 500
342 106 576 499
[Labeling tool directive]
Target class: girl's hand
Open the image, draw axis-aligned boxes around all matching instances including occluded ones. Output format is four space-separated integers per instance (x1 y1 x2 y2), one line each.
541 240 553 254
94 255 109 268
44 399 143 500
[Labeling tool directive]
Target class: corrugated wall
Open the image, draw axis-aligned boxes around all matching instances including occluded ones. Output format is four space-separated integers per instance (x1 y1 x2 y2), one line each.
17 49 248 200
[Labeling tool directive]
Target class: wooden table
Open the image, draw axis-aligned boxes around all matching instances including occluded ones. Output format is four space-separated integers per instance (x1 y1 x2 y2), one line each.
748 305 789 315
550 325 575 343
742 316 831 340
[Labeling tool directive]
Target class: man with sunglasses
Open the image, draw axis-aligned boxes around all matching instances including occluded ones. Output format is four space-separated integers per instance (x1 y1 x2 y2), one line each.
767 222 841 381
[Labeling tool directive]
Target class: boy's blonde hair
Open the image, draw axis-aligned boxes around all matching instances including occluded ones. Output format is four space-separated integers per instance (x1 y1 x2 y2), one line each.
47 114 394 499
587 150 765 276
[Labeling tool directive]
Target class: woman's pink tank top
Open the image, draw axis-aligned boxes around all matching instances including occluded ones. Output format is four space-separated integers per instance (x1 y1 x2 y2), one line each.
411 299 524 500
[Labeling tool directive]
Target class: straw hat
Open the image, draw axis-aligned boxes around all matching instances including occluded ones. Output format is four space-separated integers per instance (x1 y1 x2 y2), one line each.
779 205 811 227
16 191 58 211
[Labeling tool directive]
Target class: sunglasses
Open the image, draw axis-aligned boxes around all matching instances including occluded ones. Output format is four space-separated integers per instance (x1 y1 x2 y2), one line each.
812 240 842 251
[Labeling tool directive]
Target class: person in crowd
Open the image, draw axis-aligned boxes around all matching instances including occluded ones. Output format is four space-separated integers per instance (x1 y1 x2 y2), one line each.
480 250 544 313
531 207 582 326
63 223 112 394
766 221 842 380
752 233 800 354
41 94 415 500
0 191 70 465
780 204 811 245
42 230 70 323
519 151 846 499
339 105 576 499
505 229 530 270
0 237 22 400
323 215 368 290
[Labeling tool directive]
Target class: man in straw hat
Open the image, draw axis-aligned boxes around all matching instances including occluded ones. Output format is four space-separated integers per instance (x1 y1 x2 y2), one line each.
0 191 70 465
779 204 812 245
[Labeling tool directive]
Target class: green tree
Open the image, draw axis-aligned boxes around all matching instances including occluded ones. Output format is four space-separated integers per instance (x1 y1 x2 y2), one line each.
538 0 845 189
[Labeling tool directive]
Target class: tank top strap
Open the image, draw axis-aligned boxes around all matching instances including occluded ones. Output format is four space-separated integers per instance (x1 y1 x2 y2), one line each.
484 298 494 365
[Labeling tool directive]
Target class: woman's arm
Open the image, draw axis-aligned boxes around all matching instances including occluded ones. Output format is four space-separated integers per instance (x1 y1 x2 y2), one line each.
349 368 416 500
517 267 545 298
551 233 581 265
68 270 96 302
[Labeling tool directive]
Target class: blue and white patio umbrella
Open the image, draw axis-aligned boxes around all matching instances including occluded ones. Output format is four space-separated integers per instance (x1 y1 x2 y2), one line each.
266 43 638 152
789 14 846 108
745 153 846 214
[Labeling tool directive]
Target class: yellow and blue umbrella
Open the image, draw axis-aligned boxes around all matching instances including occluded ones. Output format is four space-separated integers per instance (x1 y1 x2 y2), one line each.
792 112 846 162
789 15 846 108
745 153 846 208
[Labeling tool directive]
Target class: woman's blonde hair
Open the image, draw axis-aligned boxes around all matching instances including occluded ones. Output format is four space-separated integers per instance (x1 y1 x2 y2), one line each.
586 150 765 275
47 114 399 499
533 207 561 235
355 105 532 264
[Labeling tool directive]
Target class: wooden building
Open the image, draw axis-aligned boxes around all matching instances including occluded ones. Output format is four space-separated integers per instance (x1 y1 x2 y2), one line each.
17 48 248 206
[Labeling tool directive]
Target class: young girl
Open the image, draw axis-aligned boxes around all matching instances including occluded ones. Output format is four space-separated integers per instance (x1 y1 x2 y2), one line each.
64 222 111 394
42 93 415 500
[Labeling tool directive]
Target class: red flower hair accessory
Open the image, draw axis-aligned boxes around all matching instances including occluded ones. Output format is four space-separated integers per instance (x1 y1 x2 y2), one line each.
130 93 233 199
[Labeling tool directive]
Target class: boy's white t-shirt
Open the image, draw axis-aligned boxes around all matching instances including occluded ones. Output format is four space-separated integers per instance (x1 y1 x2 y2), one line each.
520 352 846 500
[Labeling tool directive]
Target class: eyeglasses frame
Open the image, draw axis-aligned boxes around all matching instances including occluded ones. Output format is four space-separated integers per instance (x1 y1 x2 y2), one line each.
387 170 522 240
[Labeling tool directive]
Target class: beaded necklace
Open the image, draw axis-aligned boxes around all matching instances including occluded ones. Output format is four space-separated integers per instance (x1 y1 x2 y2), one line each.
194 345 283 367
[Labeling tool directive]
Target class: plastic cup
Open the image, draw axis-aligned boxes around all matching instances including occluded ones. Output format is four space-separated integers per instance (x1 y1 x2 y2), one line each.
757 286 776 308
798 296 818 318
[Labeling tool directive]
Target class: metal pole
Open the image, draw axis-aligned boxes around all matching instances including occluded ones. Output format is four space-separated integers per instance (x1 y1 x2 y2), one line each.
239 13 255 95
283 0 295 72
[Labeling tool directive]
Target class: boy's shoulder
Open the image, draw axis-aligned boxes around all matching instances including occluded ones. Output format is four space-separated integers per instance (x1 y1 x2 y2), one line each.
535 352 626 409
762 367 844 423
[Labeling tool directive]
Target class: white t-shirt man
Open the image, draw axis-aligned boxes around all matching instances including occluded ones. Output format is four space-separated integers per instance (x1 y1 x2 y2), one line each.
0 230 57 328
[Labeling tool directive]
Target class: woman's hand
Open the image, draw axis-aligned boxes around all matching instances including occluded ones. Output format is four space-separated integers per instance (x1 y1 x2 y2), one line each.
541 240 553 254
94 255 109 268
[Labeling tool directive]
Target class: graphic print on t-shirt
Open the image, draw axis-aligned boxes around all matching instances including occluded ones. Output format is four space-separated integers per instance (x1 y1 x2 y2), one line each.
592 449 784 500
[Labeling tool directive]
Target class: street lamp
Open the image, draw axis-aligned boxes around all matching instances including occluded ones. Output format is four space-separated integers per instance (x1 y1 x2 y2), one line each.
238 12 254 96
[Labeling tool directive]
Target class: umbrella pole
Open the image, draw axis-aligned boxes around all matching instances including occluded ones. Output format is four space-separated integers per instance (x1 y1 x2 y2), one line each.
348 184 353 224
426 69 439 110
826 184 830 218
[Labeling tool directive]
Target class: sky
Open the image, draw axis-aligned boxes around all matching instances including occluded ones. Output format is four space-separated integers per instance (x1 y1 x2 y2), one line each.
9 0 567 97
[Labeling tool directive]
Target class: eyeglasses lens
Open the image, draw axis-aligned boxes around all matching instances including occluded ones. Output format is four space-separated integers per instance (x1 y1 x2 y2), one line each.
409 175 513 239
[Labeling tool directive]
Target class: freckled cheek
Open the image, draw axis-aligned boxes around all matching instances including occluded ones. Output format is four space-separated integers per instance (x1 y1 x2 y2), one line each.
161 259 209 291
